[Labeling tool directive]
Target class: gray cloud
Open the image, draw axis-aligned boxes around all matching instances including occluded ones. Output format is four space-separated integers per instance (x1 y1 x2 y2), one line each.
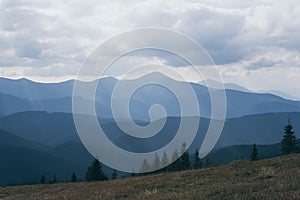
245 57 278 70
0 0 300 99
1 1 299 66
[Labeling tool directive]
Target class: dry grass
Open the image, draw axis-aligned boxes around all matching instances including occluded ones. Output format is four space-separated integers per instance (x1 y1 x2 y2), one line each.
1 154 300 199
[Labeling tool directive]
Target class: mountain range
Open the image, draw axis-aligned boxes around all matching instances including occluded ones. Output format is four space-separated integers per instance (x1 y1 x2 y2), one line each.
0 111 297 185
1 74 300 185
1 73 300 119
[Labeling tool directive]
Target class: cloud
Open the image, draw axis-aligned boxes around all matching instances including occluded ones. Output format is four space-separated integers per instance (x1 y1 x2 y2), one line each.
0 0 300 98
236 48 300 71
1 1 299 66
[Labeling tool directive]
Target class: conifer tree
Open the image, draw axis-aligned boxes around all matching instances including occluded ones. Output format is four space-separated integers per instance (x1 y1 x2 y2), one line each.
151 153 161 171
140 159 151 173
168 150 181 172
180 142 191 170
111 169 118 180
52 174 57 184
40 174 46 184
281 119 297 155
85 158 108 181
71 172 78 182
250 143 259 161
193 149 203 169
161 151 169 172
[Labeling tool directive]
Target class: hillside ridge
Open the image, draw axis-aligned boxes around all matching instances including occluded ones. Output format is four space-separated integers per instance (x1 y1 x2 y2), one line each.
1 154 299 199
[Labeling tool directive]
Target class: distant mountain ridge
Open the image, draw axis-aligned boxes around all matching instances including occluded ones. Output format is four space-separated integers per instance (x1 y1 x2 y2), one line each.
0 122 296 186
0 111 299 148
0 77 75 100
259 89 300 101
199 79 252 93
1 75 300 186
0 105 299 185
1 74 300 119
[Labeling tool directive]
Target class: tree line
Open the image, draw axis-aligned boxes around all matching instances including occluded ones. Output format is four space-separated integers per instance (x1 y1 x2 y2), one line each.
39 118 299 184
250 119 299 161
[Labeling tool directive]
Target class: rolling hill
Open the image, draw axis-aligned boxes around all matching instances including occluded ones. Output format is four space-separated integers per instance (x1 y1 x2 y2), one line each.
1 154 299 199
0 145 89 186
206 143 282 165
0 111 299 185
0 129 93 186
0 129 48 151
0 111 299 148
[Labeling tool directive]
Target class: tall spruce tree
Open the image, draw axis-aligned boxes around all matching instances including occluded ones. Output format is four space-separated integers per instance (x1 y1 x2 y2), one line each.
40 174 46 184
250 143 259 161
140 159 151 174
151 153 161 171
180 142 191 171
281 119 297 155
71 172 78 182
168 150 181 172
111 169 118 180
85 158 108 181
193 149 203 169
50 174 57 184
161 151 169 172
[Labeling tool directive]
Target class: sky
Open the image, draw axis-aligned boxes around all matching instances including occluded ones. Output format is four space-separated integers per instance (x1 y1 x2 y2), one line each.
0 0 300 98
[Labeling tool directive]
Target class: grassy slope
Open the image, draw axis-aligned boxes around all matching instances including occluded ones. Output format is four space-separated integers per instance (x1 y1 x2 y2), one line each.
1 154 300 200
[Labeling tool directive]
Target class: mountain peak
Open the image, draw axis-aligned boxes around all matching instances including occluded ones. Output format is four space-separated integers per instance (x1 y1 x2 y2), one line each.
199 79 252 92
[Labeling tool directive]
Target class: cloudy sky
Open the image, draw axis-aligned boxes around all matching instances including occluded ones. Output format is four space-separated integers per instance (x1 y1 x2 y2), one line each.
0 0 300 98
